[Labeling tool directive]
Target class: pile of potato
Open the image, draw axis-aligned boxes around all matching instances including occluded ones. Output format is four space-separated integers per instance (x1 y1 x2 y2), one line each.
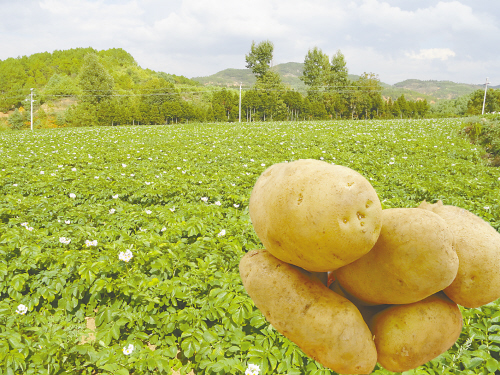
239 159 500 374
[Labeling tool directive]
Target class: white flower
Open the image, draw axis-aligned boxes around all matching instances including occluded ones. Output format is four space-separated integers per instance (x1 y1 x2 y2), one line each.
59 237 71 245
16 304 28 315
245 364 260 375
119 249 133 262
69 193 76 199
145 181 151 185
65 220 71 224
170 207 175 212
122 164 127 167
27 227 34 231
233 204 240 208
261 163 265 166
123 344 134 355
40 171 44 174
94 176 99 179
13 183 18 186
215 201 221 206
161 227 167 232
145 209 152 215
21 222 28 227
109 208 116 214
484 206 490 210
201 197 208 202
72 168 77 172
218 229 226 237
112 194 119 199
85 240 98 247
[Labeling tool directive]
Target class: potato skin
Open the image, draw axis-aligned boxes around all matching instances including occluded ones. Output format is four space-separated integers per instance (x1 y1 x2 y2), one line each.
368 293 463 372
239 249 377 375
418 200 500 308
249 159 382 272
336 208 458 304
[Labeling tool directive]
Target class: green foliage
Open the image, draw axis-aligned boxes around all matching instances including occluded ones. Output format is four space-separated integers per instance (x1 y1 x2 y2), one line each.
461 115 500 166
301 47 330 92
467 89 500 115
78 53 115 105
245 40 274 79
43 73 80 98
0 119 499 374
7 108 26 130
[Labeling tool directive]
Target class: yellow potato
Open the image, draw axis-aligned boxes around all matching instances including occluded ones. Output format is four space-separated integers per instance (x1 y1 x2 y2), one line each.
368 292 463 372
336 208 458 304
249 159 382 272
329 280 388 323
418 200 500 307
239 249 377 375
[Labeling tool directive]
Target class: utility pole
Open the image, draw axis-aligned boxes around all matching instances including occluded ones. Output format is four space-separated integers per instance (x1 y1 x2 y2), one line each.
482 77 490 115
239 82 242 123
30 88 34 131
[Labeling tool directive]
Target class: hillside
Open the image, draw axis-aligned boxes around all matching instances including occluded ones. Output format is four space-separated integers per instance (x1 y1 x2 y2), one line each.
393 79 485 100
0 47 200 113
192 62 361 92
192 63 491 102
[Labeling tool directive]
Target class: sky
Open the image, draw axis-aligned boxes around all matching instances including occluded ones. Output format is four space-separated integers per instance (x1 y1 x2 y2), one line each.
0 0 499 85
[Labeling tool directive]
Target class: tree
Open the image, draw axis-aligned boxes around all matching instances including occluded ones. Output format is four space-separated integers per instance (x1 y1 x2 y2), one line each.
467 88 500 115
252 70 286 121
328 50 349 88
8 108 25 130
245 40 274 80
301 47 330 99
78 53 114 105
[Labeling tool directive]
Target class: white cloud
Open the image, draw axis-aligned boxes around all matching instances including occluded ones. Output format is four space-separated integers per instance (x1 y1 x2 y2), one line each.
0 0 499 84
406 48 456 61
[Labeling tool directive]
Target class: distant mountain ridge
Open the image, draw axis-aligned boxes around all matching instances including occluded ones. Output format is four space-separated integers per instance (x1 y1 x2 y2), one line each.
192 62 496 102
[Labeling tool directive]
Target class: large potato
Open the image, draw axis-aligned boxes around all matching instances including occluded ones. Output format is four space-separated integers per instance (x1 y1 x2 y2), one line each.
418 200 500 308
249 159 382 272
368 292 463 372
239 249 377 375
329 280 388 323
336 208 458 304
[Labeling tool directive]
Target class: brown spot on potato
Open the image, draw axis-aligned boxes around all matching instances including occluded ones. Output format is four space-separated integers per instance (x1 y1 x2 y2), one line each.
302 303 312 315
366 200 373 208
298 193 303 205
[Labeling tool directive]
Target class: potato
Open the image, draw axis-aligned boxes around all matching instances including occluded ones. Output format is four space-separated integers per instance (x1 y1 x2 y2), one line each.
249 159 382 272
418 200 500 307
329 280 388 323
368 292 463 372
239 249 377 375
336 208 458 304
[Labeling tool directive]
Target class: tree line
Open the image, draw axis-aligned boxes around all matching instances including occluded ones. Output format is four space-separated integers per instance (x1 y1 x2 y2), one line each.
2 44 498 130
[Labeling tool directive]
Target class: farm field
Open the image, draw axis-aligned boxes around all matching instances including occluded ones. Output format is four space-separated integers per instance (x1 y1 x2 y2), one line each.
1 119 500 375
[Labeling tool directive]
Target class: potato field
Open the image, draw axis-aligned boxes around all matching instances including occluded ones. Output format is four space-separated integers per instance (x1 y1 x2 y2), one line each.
1 119 500 375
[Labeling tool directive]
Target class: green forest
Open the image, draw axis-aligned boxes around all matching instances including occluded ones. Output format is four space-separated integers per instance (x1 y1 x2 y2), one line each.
0 43 499 130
